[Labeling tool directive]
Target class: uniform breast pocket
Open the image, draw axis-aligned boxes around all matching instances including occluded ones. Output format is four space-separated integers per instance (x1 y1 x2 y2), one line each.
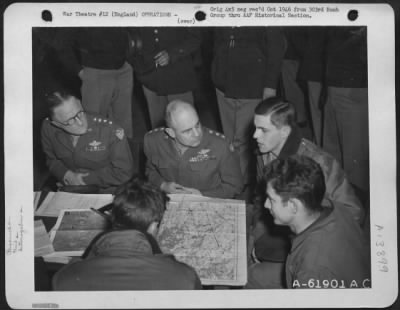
188 159 218 178
82 146 109 163
54 148 72 160
152 156 173 171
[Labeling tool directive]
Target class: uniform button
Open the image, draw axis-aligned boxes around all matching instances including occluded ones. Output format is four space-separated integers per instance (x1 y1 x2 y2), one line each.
155 38 159 42
154 29 158 34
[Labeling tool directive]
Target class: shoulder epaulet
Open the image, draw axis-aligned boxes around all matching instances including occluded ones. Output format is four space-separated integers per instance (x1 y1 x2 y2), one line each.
92 116 114 127
207 128 226 140
299 138 318 151
299 138 330 158
145 127 165 136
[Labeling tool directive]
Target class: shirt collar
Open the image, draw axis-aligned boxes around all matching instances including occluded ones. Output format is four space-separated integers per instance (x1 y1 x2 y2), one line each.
278 126 303 159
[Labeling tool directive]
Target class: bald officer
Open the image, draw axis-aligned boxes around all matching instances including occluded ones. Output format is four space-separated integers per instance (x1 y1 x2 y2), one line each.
144 100 244 199
41 89 134 194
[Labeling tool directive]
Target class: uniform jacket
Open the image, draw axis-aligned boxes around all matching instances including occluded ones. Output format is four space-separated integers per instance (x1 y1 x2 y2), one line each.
284 27 326 82
212 27 286 99
286 202 370 289
256 127 364 224
52 230 202 290
56 27 130 76
129 27 201 95
144 127 244 199
41 114 134 193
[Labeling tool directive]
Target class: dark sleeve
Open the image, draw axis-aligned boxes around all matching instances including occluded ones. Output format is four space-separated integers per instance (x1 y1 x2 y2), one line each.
263 27 286 89
192 272 203 289
83 129 134 187
143 134 165 189
40 121 69 182
322 158 364 225
202 143 244 199
167 28 202 64
54 28 83 76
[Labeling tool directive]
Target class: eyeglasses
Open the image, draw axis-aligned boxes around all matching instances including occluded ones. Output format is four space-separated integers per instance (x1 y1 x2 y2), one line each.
53 110 85 126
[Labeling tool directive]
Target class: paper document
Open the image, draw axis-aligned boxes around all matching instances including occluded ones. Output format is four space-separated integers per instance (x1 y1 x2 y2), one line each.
34 220 54 257
35 192 113 217
34 191 42 210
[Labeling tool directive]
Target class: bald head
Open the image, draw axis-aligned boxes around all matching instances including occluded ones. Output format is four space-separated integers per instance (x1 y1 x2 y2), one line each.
164 100 203 149
165 100 198 129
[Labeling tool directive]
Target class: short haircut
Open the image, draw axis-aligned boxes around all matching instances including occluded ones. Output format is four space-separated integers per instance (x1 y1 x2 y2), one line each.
164 99 196 128
45 88 79 118
264 155 326 213
111 178 168 232
254 97 296 129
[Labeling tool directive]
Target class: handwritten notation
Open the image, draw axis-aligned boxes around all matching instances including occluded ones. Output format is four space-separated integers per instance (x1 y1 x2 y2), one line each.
6 206 24 255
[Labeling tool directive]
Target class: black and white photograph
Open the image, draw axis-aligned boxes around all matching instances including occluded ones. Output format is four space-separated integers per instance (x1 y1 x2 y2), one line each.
3 2 397 309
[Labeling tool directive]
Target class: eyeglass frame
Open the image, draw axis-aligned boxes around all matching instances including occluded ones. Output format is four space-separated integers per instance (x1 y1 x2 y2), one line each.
52 110 86 127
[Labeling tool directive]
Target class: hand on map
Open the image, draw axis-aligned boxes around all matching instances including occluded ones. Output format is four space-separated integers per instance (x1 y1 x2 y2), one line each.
161 182 202 195
181 187 202 195
63 170 88 186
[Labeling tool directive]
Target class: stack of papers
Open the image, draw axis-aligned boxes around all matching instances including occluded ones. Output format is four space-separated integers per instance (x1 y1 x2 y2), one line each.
34 220 54 257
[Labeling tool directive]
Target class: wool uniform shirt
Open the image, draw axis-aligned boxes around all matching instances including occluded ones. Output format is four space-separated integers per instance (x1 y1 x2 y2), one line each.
144 127 244 199
212 27 286 99
41 114 134 193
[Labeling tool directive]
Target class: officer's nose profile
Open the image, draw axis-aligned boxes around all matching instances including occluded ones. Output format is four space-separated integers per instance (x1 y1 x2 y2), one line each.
264 198 271 210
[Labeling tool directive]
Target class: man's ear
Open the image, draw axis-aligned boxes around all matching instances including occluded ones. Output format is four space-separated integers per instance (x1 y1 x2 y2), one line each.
289 198 304 213
289 198 303 214
147 221 159 237
280 125 291 139
164 127 176 139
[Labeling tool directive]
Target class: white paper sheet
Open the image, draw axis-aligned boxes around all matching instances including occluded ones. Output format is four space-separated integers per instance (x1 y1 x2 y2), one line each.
35 192 113 217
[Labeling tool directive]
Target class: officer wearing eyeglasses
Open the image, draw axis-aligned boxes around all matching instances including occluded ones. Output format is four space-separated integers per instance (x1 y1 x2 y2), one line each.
40 89 134 194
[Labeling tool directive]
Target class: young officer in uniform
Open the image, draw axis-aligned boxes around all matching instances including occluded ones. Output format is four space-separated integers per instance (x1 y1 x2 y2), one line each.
246 156 370 289
52 178 202 290
143 100 244 199
41 89 134 194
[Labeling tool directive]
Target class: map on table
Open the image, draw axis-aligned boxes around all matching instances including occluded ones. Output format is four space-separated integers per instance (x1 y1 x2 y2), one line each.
157 194 247 286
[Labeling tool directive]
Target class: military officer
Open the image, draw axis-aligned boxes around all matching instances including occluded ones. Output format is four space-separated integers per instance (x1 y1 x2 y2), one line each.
144 100 244 199
41 89 134 194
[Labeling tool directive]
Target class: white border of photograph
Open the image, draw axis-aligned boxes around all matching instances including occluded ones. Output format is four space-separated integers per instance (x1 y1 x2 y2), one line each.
4 2 397 309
